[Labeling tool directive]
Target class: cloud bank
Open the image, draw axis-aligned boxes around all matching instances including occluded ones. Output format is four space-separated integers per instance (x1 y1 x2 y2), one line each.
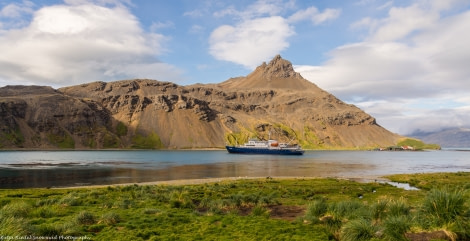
209 1 340 69
0 0 183 86
296 1 470 134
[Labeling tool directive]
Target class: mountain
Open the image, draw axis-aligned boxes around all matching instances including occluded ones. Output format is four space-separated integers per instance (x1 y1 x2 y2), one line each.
0 55 401 149
411 128 470 148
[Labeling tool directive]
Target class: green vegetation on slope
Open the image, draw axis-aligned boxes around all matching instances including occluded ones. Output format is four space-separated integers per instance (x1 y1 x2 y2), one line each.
131 132 163 149
397 138 441 150
0 173 469 240
116 122 128 137
0 127 24 148
47 131 75 149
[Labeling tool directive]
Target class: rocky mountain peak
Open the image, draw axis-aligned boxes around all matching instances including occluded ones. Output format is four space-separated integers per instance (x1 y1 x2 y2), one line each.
252 54 301 80
219 55 315 90
0 56 401 150
261 54 299 79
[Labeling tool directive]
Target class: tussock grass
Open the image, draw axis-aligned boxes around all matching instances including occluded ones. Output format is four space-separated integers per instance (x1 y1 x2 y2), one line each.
304 199 328 223
1 201 31 218
0 173 468 240
420 188 467 226
100 212 121 225
387 198 411 217
341 218 378 241
382 215 411 241
76 211 96 225
0 215 32 236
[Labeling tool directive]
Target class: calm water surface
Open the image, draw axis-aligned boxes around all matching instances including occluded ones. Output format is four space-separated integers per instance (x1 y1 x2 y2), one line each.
0 150 469 188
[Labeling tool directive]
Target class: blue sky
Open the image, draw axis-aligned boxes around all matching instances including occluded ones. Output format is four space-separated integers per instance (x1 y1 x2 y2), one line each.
1 0 470 135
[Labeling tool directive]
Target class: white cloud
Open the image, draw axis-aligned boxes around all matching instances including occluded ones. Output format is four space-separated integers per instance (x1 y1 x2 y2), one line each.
377 1 393 10
0 0 34 18
184 9 204 18
0 1 183 86
209 0 339 68
213 0 284 20
0 0 35 29
296 1 470 134
288 6 341 25
371 4 439 42
64 0 132 7
189 25 204 34
150 21 174 32
209 16 294 68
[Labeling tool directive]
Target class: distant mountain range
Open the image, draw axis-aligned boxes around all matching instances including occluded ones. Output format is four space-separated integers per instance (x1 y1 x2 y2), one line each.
0 55 402 149
411 128 470 148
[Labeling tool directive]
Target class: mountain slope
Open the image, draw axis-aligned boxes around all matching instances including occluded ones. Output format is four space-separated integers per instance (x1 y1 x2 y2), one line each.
217 55 317 91
1 55 401 149
412 128 470 148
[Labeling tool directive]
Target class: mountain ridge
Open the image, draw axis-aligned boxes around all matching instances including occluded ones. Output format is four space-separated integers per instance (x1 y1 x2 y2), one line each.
217 54 318 91
411 128 470 148
1 55 401 149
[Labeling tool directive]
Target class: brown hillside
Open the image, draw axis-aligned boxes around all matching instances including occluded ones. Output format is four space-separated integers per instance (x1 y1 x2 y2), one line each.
1 55 401 149
218 54 319 91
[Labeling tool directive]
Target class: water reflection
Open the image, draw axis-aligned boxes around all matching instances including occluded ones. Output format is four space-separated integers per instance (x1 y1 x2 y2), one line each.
0 150 469 188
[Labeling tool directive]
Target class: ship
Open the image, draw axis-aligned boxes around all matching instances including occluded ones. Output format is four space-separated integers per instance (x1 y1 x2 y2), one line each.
225 139 305 155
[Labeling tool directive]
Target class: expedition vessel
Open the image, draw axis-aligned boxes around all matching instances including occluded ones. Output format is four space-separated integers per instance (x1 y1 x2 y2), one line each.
225 139 304 155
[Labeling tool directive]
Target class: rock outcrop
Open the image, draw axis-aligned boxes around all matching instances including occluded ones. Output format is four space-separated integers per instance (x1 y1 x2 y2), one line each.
0 86 117 148
0 55 401 149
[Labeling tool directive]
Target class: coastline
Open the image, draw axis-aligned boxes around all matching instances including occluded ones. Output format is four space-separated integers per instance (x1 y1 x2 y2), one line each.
54 175 391 189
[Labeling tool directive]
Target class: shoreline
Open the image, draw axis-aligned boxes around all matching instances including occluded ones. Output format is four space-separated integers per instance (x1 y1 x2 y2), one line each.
54 175 392 189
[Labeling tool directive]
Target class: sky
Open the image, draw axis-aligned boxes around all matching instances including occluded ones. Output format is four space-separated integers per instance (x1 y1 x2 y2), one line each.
1 0 469 136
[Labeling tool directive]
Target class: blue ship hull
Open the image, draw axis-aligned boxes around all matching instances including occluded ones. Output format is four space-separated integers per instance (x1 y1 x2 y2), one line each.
225 146 304 155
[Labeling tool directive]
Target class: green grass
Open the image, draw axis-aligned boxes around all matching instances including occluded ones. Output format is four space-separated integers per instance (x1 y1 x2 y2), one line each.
386 172 470 190
0 127 25 147
47 132 75 149
116 122 128 137
131 132 163 149
0 173 468 240
396 138 441 150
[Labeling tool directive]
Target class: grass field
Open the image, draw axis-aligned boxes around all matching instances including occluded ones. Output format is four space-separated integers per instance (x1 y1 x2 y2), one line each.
0 172 469 240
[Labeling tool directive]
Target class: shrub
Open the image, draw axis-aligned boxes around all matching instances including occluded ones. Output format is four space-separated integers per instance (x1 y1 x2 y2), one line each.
258 192 280 205
35 224 62 237
420 188 467 227
228 193 243 207
76 211 96 225
101 212 121 225
304 199 328 223
0 215 32 236
251 205 270 217
387 198 410 217
117 199 134 209
59 193 82 206
371 199 389 221
205 199 228 214
329 200 365 220
33 206 57 218
1 201 31 218
169 190 194 209
382 215 411 241
143 208 160 215
341 218 378 241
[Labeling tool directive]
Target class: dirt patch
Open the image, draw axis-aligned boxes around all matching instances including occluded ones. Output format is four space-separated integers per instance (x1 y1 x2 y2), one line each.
197 204 305 221
405 231 453 241
236 205 305 221
268 205 305 221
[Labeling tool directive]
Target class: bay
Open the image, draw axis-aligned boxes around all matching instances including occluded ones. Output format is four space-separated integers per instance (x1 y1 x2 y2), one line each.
0 149 469 188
